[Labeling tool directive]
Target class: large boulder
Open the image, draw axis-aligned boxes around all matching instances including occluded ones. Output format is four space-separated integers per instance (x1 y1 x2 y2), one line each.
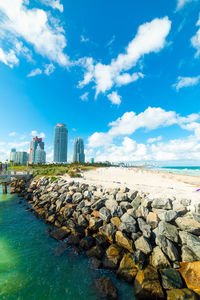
137 218 151 238
156 235 179 262
135 236 152 255
50 228 69 241
179 231 200 260
160 268 183 289
93 277 118 300
158 221 179 243
72 192 83 204
99 207 111 221
181 246 199 262
178 262 200 296
120 213 136 233
158 210 178 222
134 265 164 299
105 199 118 211
103 244 122 270
117 253 138 282
86 245 104 259
99 223 117 243
175 217 200 236
146 212 159 229
150 246 171 269
152 198 172 210
115 231 134 253
89 218 103 230
167 288 199 300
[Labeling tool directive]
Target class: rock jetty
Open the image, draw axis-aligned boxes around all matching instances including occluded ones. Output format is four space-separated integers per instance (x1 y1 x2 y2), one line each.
9 176 200 300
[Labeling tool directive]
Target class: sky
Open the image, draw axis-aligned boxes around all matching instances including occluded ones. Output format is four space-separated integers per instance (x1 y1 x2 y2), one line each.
0 0 200 165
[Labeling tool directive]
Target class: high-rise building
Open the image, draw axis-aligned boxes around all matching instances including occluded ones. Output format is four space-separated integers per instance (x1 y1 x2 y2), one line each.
53 123 68 163
73 138 85 163
10 148 16 162
10 149 29 165
29 137 44 164
35 145 46 164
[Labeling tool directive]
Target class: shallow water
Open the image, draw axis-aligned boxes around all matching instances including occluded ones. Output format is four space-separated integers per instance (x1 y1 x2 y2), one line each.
149 166 200 176
0 188 135 300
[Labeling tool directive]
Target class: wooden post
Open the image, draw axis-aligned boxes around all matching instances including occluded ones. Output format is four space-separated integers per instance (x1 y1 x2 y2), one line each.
2 182 7 194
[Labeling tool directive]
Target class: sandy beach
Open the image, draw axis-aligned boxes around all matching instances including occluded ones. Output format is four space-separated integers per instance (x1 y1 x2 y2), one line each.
64 167 200 202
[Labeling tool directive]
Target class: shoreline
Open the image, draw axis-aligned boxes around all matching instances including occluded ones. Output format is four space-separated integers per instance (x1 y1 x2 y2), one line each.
8 174 200 300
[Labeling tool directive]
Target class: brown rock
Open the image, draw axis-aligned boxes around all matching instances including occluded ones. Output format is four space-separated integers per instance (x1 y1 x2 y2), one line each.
146 212 159 229
91 210 99 218
178 262 200 295
103 244 122 270
115 231 134 253
50 228 69 241
111 217 121 228
93 277 118 300
86 245 104 259
134 265 164 299
89 217 103 231
167 288 199 300
117 253 138 282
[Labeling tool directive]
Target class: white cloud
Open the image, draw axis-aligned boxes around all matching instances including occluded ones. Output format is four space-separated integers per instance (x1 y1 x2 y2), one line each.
87 107 200 162
191 15 200 57
44 63 55 75
116 72 144 87
30 130 46 138
176 0 194 10
0 0 69 67
80 35 89 43
79 17 171 98
107 91 121 105
147 136 162 143
0 48 19 68
9 132 17 136
40 0 63 12
174 75 200 90
27 68 42 77
80 92 89 101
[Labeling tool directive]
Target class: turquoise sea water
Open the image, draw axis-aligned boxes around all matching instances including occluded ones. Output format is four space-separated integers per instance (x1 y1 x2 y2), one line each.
149 166 200 176
0 188 134 300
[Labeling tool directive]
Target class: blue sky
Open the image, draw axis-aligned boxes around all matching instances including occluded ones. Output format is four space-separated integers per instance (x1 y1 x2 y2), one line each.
0 0 200 165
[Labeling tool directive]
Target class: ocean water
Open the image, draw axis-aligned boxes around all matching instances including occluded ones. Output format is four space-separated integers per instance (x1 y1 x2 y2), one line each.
0 188 135 300
149 166 200 176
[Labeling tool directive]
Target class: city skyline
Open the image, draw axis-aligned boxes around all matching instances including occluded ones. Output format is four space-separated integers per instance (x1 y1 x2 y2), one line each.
0 0 200 166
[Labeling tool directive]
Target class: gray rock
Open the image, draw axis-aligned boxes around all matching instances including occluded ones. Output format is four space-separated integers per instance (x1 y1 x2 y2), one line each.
100 223 117 242
150 246 171 269
119 201 132 210
63 206 74 218
110 206 123 218
135 236 152 255
152 198 172 210
131 196 142 210
78 214 88 227
137 218 151 238
179 231 200 260
158 210 178 222
195 202 200 214
116 192 128 202
172 202 187 215
82 206 92 215
127 190 138 201
158 221 179 243
92 199 105 210
72 192 83 204
135 205 149 219
175 217 200 235
65 193 72 203
156 235 179 262
83 190 92 199
180 199 191 206
132 250 146 270
131 232 142 241
161 268 183 289
99 207 111 221
105 199 118 211
55 199 63 212
120 213 136 233
181 245 199 262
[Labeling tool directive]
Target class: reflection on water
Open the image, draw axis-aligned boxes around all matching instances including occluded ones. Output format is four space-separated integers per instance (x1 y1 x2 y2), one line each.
0 188 134 300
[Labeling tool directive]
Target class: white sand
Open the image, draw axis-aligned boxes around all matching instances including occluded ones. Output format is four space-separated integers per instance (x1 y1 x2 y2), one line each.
64 167 200 202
